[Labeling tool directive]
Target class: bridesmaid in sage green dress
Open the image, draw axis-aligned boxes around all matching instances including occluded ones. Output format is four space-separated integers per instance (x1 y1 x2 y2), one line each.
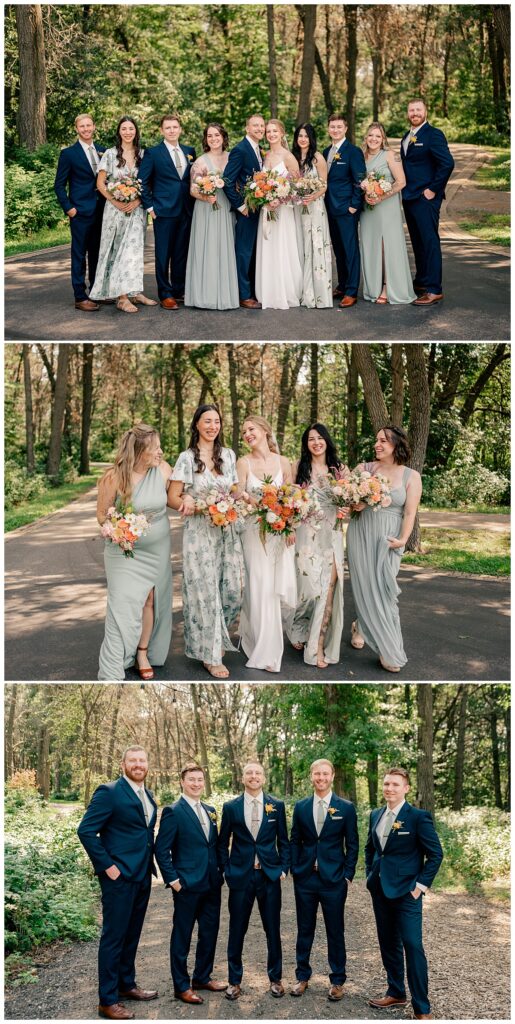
346 425 422 672
359 122 416 305
168 404 244 678
185 123 239 309
97 424 173 681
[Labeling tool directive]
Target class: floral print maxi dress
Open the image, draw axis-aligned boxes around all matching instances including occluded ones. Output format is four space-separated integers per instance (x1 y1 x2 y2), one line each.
90 147 147 300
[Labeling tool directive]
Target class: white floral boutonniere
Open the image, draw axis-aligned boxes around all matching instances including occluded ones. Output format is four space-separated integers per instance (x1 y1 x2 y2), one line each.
264 802 276 814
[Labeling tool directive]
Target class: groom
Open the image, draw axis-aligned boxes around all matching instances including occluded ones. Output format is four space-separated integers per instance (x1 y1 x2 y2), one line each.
323 113 366 308
224 113 266 308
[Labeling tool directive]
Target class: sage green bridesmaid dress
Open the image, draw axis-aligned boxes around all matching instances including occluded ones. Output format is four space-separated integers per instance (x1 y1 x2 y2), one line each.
98 467 172 680
360 151 416 304
346 463 411 669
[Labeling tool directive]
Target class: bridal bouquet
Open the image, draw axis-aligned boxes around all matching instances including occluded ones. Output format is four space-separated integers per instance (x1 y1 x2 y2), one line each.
106 176 142 204
243 169 293 221
193 484 253 528
101 504 150 557
292 174 325 214
252 478 322 546
362 170 392 209
318 469 392 526
193 170 226 211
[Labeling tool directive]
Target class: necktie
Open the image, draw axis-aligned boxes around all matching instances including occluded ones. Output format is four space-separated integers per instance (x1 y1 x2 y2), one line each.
173 147 183 175
251 799 260 866
88 146 98 173
195 801 209 838
328 145 337 170
380 809 394 849
256 146 262 169
316 798 326 835
137 786 149 825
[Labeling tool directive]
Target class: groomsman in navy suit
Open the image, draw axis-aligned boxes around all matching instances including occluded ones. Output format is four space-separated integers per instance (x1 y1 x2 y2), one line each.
155 762 227 1004
139 114 196 309
323 113 366 308
218 761 290 999
401 99 454 305
290 757 359 1001
365 766 443 1020
54 113 105 310
224 114 266 308
77 745 158 1021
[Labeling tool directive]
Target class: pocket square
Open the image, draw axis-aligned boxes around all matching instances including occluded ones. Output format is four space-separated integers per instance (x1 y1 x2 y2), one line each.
397 831 410 834
414 143 424 147
331 816 343 820
267 817 276 821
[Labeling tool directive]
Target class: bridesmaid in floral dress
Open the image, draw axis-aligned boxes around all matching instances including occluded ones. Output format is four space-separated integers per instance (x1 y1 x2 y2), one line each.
292 123 332 308
168 404 244 679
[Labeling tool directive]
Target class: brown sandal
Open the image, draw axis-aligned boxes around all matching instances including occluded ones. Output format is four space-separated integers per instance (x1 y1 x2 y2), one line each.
135 645 154 680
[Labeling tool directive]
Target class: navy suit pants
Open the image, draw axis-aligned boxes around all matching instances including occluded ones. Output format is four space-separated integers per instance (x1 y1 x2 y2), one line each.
403 196 443 294
370 882 429 1015
234 211 259 300
171 885 221 993
227 872 282 984
98 872 152 1007
69 207 103 300
152 213 190 299
294 874 348 984
327 210 361 296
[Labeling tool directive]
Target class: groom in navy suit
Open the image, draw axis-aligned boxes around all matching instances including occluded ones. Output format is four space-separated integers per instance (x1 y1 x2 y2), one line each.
290 757 359 1001
77 745 158 1021
365 767 443 1020
401 99 454 305
323 113 366 308
54 113 105 311
139 114 196 309
224 113 266 308
218 761 290 999
155 762 227 1004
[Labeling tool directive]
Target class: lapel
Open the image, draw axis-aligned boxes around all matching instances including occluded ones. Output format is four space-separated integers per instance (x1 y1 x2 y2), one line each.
120 776 147 824
145 787 157 825
160 139 180 179
328 138 347 174
74 140 96 177
318 792 340 837
306 795 321 839
243 137 260 170
378 801 410 851
256 792 274 839
179 794 208 842
405 122 428 155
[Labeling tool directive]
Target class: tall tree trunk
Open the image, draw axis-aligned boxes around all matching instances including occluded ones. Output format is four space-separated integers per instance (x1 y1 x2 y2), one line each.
46 345 70 481
15 5 47 150
5 687 18 780
295 5 317 124
503 703 510 810
404 344 431 552
275 345 306 449
310 342 318 423
353 345 389 431
460 343 508 425
452 685 469 811
416 684 435 817
171 346 186 451
227 345 240 455
22 345 35 473
346 345 359 465
344 6 359 143
37 723 51 799
492 4 510 56
315 44 334 113
390 344 404 425
106 686 123 779
489 689 503 809
191 685 212 796
367 753 378 807
80 344 94 474
267 6 279 117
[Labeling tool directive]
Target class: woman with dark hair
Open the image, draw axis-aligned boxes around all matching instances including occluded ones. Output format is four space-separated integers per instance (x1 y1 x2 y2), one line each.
185 122 239 309
292 123 332 308
346 425 422 672
91 116 157 312
97 423 173 680
288 423 348 667
168 405 243 677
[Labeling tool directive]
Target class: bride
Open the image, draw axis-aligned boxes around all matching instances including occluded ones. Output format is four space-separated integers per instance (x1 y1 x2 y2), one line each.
255 119 303 309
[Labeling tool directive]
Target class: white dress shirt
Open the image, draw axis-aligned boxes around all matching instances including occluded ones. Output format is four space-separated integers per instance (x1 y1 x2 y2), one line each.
403 120 427 153
79 138 100 171
181 792 211 833
313 789 333 830
164 138 184 177
123 773 152 823
377 799 426 891
244 789 264 833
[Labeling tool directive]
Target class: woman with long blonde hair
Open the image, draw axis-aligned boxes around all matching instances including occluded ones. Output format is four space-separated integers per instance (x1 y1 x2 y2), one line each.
236 415 296 672
97 423 173 680
255 119 303 309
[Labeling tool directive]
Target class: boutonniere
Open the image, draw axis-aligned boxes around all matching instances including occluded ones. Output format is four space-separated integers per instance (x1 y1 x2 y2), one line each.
187 153 193 161
208 810 217 822
260 148 267 157
333 153 341 162
327 806 338 816
408 135 417 145
264 802 276 814
392 820 404 831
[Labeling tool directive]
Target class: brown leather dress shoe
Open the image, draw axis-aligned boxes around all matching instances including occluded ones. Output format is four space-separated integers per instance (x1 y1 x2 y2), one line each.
225 984 242 1001
270 982 285 997
290 980 309 996
414 1015 433 1020
339 296 357 308
412 292 443 305
98 1005 135 1020
75 299 99 311
118 987 158 1000
175 988 204 1004
368 995 408 1008
160 297 179 309
328 984 344 1001
333 287 344 298
240 298 262 309
192 979 228 992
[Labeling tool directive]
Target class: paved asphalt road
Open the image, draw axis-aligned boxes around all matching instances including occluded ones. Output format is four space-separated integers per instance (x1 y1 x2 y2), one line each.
5 490 510 682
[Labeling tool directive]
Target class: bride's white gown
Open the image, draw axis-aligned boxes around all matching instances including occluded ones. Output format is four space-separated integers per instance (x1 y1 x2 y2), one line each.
239 462 297 672
255 161 303 310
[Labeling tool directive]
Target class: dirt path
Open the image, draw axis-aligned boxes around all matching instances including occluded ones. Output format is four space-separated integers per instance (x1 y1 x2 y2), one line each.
5 878 509 1021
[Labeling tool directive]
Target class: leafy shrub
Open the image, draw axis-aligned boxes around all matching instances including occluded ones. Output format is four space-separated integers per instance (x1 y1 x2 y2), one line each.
430 464 509 508
435 807 510 890
4 462 49 508
5 144 67 241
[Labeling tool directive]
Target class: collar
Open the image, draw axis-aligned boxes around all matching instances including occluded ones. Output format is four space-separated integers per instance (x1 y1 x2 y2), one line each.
330 139 346 151
163 139 182 153
244 790 264 804
245 135 261 151
383 799 406 817
123 773 147 796
407 121 427 135
78 139 98 154
181 793 205 810
314 790 333 805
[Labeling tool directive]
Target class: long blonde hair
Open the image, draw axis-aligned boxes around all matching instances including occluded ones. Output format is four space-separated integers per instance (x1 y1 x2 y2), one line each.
243 415 280 454
362 121 390 156
266 118 289 151
106 423 159 504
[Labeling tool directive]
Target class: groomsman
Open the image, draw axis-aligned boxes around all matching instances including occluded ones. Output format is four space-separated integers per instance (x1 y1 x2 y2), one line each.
155 762 226 1004
323 113 366 308
401 99 454 305
139 114 196 309
365 766 443 1020
77 746 158 1021
218 761 290 999
224 113 266 308
290 757 359 1000
54 113 105 310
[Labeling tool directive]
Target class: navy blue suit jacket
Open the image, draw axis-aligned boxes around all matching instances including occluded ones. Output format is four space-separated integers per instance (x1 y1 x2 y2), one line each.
54 140 106 217
400 123 454 201
139 140 196 217
155 795 222 892
224 138 262 214
323 139 366 215
365 801 443 899
77 776 157 882
218 793 290 888
290 793 359 886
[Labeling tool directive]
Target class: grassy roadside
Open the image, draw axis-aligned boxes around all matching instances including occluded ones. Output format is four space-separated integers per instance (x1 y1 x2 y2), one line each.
404 527 510 576
5 223 69 258
457 211 510 247
474 150 510 190
5 470 102 532
419 503 509 515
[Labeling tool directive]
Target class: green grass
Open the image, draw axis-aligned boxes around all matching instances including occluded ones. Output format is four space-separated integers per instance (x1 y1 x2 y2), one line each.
5 222 70 258
474 150 510 191
5 470 102 532
404 528 510 576
420 503 509 515
458 210 510 247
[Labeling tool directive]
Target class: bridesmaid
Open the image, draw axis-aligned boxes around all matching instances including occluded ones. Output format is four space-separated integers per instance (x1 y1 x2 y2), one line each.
97 423 173 681
168 404 243 678
292 123 333 308
236 415 296 673
346 425 422 672
359 122 416 305
185 122 239 309
288 423 348 668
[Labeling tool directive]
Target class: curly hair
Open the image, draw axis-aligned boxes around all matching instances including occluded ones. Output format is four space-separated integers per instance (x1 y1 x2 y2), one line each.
115 116 142 169
296 423 344 485
379 425 411 465
189 404 225 475
202 122 229 152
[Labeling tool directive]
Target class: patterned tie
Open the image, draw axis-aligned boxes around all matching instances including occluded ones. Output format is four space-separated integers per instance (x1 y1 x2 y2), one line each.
88 145 98 173
251 799 260 866
173 147 183 175
195 801 209 838
380 809 395 849
316 798 326 835
137 786 149 825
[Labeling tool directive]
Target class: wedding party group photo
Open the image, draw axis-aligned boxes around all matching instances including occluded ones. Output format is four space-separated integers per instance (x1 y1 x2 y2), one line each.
4 682 510 1021
5 3 510 341
5 342 510 683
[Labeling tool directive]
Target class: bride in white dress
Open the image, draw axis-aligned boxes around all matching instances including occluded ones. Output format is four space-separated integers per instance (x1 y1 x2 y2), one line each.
237 415 297 672
255 119 303 310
